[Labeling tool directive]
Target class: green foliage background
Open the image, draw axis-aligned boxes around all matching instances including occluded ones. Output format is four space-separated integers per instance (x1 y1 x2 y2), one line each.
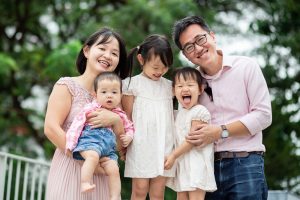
0 0 299 198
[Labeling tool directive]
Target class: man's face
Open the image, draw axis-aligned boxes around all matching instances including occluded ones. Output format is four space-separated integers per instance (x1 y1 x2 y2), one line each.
179 24 218 73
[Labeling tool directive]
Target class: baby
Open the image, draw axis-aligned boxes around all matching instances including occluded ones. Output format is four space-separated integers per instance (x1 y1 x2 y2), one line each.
66 72 134 199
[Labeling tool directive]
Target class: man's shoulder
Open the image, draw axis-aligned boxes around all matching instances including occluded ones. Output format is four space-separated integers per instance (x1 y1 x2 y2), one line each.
226 55 258 68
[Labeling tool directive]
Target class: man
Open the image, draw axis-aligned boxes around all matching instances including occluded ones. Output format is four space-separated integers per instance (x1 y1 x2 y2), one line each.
172 16 272 200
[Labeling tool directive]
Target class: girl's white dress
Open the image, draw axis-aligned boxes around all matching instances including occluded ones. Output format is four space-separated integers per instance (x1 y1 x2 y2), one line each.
122 74 175 178
166 105 217 192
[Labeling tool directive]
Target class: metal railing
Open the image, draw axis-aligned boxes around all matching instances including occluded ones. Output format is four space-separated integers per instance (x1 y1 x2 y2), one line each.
0 152 50 200
268 190 300 200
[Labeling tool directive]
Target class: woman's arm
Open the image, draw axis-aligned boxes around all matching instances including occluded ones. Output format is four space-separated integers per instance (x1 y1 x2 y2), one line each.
86 108 125 136
165 120 206 170
44 84 72 150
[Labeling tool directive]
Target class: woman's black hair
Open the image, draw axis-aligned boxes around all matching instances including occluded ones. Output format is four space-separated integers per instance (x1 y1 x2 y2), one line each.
76 27 129 79
127 34 173 78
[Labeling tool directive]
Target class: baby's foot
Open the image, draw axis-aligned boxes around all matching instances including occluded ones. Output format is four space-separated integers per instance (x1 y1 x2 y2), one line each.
81 182 96 193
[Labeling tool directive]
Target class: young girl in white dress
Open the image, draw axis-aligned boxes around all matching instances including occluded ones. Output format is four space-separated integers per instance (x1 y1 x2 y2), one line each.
121 34 175 199
165 67 217 200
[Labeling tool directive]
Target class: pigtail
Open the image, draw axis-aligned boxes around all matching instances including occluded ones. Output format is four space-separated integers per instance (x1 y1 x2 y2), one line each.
127 46 139 79
125 46 140 89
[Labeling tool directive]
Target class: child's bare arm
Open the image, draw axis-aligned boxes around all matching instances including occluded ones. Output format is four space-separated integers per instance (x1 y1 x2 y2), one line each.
121 95 134 121
164 120 207 169
120 95 135 150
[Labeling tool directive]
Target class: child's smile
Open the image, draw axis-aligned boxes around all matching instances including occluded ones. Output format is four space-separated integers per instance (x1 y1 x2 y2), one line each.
174 75 202 110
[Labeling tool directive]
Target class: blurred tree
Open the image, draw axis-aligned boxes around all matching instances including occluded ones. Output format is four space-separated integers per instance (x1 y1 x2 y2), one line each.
0 0 126 157
246 0 300 195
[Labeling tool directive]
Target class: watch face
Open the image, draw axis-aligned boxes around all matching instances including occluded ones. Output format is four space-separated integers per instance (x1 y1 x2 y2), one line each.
222 130 229 138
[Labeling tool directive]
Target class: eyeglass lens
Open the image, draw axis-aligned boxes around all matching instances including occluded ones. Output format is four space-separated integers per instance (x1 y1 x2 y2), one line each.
183 34 207 53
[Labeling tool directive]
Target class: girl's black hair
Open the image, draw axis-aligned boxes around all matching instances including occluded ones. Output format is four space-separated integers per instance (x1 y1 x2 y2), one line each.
172 67 213 101
76 27 129 79
171 67 204 87
127 34 173 77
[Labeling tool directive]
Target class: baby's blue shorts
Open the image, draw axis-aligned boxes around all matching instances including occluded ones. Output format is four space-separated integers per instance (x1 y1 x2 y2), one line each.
73 125 118 161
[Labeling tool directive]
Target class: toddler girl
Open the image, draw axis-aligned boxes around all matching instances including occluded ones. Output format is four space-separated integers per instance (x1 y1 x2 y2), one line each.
165 67 217 200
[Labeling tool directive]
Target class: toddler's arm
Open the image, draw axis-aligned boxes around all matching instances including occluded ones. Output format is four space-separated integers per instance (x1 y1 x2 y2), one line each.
121 95 134 121
164 120 206 170
65 110 87 152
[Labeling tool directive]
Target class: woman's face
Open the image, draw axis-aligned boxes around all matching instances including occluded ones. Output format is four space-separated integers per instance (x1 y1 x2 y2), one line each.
84 36 120 74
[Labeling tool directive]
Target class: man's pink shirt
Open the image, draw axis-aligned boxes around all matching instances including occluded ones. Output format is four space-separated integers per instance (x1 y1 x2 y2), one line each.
198 51 272 152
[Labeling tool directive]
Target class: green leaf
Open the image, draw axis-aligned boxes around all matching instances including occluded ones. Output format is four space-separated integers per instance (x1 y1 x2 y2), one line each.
0 53 18 75
42 40 81 81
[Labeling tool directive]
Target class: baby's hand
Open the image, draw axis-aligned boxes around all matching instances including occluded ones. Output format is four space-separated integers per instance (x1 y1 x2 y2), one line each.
120 134 133 147
164 154 176 170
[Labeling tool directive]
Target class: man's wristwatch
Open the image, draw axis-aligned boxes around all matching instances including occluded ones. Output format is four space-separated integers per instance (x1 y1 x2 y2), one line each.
221 125 229 138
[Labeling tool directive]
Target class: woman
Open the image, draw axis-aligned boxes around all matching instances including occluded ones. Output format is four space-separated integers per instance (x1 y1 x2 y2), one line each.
44 27 130 199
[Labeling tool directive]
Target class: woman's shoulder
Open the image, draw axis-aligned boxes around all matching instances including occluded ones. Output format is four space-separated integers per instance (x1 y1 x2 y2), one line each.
55 77 80 96
56 77 74 85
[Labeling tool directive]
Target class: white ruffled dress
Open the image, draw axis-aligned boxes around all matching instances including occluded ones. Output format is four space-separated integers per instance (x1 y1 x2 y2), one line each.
122 74 175 178
166 105 217 192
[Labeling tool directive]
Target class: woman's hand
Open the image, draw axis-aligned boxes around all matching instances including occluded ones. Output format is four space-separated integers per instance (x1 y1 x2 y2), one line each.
86 108 120 128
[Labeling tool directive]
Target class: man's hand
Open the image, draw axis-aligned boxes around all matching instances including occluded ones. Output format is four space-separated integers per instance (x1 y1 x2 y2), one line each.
186 124 221 147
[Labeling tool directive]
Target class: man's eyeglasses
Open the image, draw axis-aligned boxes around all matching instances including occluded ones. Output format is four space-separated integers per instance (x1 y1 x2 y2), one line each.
182 34 207 54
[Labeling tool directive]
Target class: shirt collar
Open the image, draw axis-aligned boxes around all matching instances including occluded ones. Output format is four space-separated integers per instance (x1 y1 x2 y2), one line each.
198 50 233 80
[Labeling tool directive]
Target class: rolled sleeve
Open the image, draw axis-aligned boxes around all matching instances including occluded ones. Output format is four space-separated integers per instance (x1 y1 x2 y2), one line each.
239 60 272 135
